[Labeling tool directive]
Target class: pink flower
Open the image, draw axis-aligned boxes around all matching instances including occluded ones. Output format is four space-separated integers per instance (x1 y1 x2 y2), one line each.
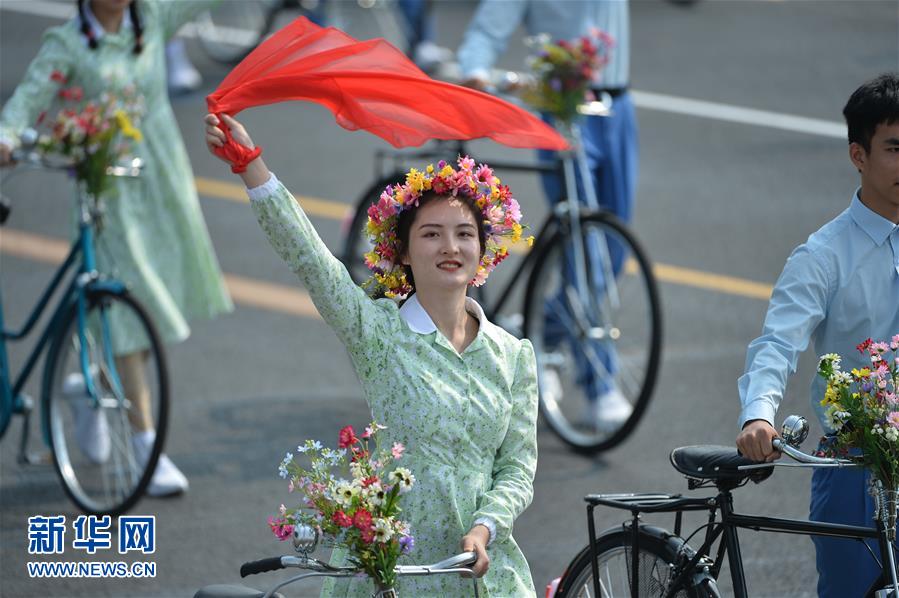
888 412 899 429
267 516 294 541
332 510 353 528
338 425 359 449
391 442 405 459
353 509 373 532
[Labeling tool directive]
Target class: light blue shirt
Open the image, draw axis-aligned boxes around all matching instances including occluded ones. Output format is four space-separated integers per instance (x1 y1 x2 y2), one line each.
456 0 630 89
738 192 899 431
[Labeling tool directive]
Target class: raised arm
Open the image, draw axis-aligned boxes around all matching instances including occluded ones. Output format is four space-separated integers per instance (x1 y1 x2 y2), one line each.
150 0 222 41
204 113 390 353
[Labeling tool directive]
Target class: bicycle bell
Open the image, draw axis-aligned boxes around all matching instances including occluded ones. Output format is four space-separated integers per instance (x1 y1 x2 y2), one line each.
781 415 809 447
293 523 319 556
19 128 38 149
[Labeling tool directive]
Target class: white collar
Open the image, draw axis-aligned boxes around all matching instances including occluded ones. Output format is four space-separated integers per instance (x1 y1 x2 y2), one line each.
398 293 485 334
82 1 133 42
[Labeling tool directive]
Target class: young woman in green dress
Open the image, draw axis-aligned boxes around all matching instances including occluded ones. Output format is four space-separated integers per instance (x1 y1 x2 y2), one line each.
0 0 233 496
205 112 539 597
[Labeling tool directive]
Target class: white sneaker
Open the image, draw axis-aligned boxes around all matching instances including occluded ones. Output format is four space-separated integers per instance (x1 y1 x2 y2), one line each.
132 431 189 497
413 41 453 73
166 39 203 93
592 386 633 432
63 369 110 465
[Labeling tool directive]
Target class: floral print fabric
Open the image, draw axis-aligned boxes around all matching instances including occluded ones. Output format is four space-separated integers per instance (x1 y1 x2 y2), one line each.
248 175 538 597
0 1 233 353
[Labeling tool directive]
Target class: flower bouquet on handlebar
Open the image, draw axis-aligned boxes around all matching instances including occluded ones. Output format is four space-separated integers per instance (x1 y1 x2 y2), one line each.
30 70 144 205
521 30 614 127
817 335 899 538
272 422 415 597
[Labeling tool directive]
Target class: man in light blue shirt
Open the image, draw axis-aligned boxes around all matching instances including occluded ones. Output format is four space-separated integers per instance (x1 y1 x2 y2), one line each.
737 73 899 598
457 1 637 428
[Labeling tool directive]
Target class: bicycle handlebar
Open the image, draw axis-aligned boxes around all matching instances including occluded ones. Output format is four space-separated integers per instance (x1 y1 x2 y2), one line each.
240 551 478 578
772 438 854 467
240 557 286 578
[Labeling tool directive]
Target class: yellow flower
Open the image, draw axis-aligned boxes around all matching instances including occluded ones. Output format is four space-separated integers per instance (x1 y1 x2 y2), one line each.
426 164 434 174
526 236 535 247
851 368 871 378
405 168 426 193
114 109 142 142
511 223 523 242
439 165 454 178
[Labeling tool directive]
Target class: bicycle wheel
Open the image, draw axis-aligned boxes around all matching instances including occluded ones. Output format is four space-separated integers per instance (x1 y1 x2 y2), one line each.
523 212 662 453
341 172 406 286
195 0 277 64
43 288 169 515
555 527 705 598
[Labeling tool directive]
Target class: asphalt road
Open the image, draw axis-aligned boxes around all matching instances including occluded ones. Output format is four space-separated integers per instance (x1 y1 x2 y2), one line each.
1 1 897 597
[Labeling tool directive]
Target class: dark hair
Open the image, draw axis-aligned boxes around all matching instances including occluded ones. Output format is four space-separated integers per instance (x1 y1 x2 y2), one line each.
843 72 899 152
77 0 143 54
395 192 487 292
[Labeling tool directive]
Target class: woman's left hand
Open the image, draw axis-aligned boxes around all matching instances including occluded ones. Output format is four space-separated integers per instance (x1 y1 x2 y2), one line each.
460 525 490 578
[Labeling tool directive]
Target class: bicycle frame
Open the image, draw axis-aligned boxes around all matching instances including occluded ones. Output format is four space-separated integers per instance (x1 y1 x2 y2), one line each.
585 490 894 598
0 191 125 454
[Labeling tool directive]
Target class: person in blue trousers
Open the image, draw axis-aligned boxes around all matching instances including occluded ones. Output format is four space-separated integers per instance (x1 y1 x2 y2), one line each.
457 0 637 430
736 72 899 598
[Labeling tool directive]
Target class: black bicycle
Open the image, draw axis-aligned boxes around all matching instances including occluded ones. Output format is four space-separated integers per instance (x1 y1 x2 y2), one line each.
341 108 662 454
551 415 899 597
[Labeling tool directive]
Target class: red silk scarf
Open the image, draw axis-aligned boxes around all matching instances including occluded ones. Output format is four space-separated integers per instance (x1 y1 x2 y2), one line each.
206 17 568 171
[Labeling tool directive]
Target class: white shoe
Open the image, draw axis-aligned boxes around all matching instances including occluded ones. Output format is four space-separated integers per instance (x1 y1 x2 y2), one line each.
166 39 203 93
413 41 453 73
63 369 111 465
132 431 189 497
592 386 633 432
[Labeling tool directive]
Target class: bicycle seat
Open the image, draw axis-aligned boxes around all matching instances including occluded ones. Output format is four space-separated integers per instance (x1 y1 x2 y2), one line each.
669 445 773 485
193 585 285 598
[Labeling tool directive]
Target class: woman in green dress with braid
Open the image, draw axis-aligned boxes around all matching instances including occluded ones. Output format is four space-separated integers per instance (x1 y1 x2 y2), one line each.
0 0 233 496
204 112 539 597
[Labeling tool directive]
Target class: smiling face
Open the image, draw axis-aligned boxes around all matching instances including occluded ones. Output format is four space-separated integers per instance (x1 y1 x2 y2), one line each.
851 121 899 222
400 197 484 294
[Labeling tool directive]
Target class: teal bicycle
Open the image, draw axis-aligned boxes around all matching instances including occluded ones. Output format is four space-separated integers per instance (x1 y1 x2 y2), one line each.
0 135 168 515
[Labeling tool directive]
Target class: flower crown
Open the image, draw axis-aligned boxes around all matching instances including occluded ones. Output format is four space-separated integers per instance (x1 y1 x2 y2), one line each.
364 156 530 298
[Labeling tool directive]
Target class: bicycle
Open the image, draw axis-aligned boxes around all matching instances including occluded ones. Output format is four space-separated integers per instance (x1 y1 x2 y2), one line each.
194 523 481 598
340 96 663 454
550 415 899 597
195 0 412 65
0 133 169 515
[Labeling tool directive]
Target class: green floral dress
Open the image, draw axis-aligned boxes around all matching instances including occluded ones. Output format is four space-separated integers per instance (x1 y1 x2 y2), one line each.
0 0 232 354
248 174 539 598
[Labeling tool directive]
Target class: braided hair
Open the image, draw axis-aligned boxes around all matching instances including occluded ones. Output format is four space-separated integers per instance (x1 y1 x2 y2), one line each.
77 0 143 54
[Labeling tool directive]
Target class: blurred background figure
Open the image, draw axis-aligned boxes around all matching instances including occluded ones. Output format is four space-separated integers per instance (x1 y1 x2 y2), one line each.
0 0 234 496
166 37 202 93
396 0 452 73
457 0 637 430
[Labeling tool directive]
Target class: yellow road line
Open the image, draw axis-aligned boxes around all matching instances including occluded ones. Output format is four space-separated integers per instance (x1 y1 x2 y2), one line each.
0 229 320 319
194 176 774 302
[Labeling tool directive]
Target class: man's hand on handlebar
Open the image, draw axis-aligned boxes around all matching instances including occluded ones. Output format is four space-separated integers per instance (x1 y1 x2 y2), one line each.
737 419 782 463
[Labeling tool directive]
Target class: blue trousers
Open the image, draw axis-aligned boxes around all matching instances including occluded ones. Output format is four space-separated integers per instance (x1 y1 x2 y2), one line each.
397 0 433 54
536 93 638 397
810 466 894 597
